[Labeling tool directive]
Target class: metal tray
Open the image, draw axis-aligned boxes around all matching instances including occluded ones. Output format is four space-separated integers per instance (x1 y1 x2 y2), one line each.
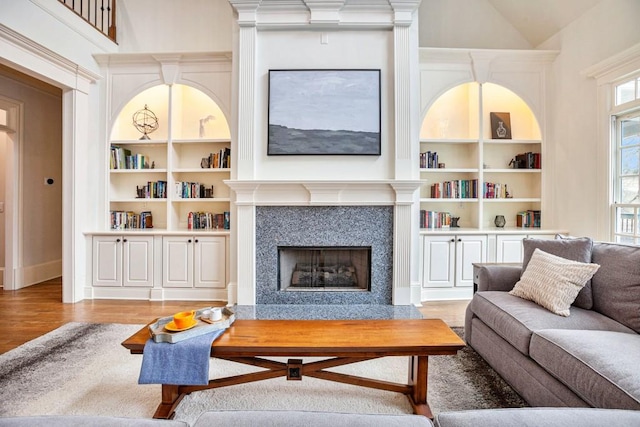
148 306 235 343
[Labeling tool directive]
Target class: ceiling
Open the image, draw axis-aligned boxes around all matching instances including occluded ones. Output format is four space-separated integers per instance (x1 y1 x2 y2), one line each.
486 0 602 46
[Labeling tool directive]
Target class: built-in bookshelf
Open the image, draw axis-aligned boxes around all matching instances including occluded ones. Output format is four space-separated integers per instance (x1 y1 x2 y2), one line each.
109 84 231 232
419 82 543 230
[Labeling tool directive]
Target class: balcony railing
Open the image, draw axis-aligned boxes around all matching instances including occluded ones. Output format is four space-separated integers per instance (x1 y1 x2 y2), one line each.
58 0 117 43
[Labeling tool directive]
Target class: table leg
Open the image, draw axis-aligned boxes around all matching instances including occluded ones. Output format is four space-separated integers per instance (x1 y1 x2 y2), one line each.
153 384 185 419
407 355 433 419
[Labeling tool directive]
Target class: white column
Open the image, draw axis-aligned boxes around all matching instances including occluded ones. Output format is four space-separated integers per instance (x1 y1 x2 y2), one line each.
391 2 422 305
62 88 90 303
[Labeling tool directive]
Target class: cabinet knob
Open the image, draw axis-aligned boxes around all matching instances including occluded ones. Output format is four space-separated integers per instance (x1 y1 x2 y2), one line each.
123 238 127 243
116 238 121 243
188 239 192 243
450 238 455 243
194 239 199 243
457 238 461 242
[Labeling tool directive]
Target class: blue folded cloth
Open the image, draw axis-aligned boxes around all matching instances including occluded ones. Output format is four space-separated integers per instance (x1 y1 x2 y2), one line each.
138 329 225 385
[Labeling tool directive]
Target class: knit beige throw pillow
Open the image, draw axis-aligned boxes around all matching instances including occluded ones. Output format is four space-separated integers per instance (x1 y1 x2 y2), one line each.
510 248 600 316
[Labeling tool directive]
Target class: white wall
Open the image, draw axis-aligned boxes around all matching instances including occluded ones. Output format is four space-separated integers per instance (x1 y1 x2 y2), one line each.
539 0 640 239
254 30 394 180
418 0 531 49
117 0 233 53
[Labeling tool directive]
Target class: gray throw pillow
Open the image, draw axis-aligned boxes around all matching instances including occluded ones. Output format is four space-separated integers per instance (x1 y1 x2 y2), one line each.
522 236 594 309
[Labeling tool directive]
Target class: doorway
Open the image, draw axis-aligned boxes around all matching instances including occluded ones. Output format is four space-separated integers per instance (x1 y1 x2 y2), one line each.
0 67 63 292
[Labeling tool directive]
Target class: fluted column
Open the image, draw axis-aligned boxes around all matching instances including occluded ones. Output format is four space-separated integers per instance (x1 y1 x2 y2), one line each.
390 1 421 305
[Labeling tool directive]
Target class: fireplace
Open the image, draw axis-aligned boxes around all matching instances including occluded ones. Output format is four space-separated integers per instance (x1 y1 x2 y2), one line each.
278 246 371 292
255 205 393 305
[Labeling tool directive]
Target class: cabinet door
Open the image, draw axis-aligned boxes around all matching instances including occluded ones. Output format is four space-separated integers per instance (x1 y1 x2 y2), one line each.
93 236 122 287
194 236 226 288
122 236 154 287
496 234 527 263
422 235 455 288
456 235 487 287
163 236 194 288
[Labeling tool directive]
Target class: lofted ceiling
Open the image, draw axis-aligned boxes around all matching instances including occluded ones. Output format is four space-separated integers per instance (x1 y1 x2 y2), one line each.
486 0 601 46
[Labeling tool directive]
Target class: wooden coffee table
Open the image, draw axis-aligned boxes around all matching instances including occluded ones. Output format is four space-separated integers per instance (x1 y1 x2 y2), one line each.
122 318 465 419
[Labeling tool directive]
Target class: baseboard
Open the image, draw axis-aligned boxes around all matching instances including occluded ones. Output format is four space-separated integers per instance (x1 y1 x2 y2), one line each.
16 260 62 289
421 287 473 301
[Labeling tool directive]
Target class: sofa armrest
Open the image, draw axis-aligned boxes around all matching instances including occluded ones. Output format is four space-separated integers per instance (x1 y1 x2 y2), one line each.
475 264 522 292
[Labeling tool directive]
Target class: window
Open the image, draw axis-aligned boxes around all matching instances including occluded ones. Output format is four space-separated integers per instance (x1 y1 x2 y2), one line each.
612 76 640 243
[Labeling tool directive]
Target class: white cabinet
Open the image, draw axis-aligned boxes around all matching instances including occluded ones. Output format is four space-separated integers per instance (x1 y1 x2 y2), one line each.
495 234 528 263
422 235 487 289
163 236 226 288
92 235 154 287
495 233 558 263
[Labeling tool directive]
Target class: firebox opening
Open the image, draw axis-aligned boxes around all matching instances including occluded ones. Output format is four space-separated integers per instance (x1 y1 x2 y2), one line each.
277 246 372 292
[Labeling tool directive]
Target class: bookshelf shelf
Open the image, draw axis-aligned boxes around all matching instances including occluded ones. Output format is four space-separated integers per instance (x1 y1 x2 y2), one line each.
420 168 479 173
420 198 479 203
484 169 541 173
173 168 231 173
110 169 168 174
173 198 231 203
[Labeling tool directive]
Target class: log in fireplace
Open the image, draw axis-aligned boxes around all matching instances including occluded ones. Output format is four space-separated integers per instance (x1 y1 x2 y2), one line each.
277 246 371 292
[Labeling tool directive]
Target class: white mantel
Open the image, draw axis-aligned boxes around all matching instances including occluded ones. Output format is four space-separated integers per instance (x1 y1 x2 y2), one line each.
226 180 421 206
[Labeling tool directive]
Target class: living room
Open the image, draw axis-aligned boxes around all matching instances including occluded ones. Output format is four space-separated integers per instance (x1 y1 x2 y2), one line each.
0 0 639 306
1 0 640 424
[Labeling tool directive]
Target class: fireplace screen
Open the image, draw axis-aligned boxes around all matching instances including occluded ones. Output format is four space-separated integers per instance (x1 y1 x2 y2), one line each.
277 246 371 291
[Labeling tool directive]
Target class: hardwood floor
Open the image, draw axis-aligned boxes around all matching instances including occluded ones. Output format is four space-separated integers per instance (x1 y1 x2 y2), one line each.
0 277 470 354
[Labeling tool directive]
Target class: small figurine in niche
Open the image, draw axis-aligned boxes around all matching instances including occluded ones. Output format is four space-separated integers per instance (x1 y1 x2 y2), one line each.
451 217 460 228
151 161 155 169
505 184 512 199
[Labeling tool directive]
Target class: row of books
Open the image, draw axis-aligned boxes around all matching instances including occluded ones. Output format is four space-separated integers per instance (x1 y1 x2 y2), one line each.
430 179 479 199
136 181 167 199
484 182 510 199
511 152 541 169
420 210 452 229
419 151 440 169
517 210 541 228
111 146 151 170
175 182 214 199
188 211 230 230
111 210 153 229
202 148 231 169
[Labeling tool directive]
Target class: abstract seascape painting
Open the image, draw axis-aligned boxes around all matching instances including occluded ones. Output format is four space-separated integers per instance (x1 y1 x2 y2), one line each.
268 69 381 155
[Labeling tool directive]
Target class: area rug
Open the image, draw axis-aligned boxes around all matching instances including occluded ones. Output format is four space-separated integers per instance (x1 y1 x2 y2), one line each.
0 322 527 424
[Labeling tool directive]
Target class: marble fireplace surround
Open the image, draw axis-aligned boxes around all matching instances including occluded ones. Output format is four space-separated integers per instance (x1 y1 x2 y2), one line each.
225 180 421 306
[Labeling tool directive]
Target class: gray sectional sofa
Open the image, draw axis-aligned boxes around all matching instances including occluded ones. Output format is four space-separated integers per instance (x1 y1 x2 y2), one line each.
466 238 640 409
4 409 640 426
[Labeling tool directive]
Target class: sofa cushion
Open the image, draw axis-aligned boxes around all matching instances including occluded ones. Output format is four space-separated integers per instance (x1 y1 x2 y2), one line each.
469 291 635 356
192 410 433 427
510 249 599 316
530 329 640 410
522 237 594 309
591 242 640 333
434 408 640 427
